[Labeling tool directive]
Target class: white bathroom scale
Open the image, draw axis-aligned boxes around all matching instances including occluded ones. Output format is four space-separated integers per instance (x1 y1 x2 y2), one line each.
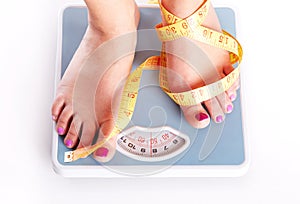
52 3 249 177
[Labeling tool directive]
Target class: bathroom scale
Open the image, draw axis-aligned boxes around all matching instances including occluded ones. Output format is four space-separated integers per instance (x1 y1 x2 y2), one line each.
52 2 249 177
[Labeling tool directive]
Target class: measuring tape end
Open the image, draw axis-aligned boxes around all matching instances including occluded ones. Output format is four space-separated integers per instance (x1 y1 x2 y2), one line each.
64 151 74 163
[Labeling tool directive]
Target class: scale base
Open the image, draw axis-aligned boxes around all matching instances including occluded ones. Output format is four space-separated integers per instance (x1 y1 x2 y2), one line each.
52 4 249 177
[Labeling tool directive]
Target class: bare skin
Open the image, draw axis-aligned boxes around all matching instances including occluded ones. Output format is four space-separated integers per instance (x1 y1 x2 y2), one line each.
161 0 239 128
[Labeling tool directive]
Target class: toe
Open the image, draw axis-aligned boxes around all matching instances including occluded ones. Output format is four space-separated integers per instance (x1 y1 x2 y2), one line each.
223 64 240 102
226 78 240 102
226 89 237 102
64 119 81 148
181 104 210 129
77 122 97 149
56 105 73 135
216 92 234 114
204 97 225 123
51 94 65 121
93 120 116 163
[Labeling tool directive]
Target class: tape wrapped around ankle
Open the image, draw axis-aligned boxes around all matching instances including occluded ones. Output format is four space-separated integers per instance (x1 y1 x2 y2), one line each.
64 0 243 162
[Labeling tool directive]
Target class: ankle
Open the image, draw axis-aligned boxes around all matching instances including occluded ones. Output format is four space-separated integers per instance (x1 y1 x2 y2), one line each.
161 0 205 19
85 0 139 37
160 0 221 32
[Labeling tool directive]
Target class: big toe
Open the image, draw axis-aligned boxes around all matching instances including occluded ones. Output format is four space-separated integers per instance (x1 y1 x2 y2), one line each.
181 104 210 129
93 120 116 163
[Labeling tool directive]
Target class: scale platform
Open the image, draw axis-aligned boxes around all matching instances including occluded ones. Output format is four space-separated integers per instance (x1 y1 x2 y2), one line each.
52 3 249 177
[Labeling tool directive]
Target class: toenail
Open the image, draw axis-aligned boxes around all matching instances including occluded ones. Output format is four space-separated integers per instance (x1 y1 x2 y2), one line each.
195 113 209 121
227 105 233 113
95 147 109 157
58 127 64 135
229 94 236 101
65 139 73 148
216 115 223 123
52 115 57 121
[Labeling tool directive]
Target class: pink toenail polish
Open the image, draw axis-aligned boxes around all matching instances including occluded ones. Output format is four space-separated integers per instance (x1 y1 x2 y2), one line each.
95 147 109 157
195 113 209 121
227 105 233 113
58 127 64 135
52 115 56 121
65 139 73 147
216 115 223 123
230 94 236 101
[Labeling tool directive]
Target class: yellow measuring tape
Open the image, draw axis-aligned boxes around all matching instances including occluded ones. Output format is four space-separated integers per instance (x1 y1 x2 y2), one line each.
64 0 243 162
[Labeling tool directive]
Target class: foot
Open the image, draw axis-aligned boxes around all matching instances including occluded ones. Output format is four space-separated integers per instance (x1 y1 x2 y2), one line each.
51 0 140 162
160 0 239 128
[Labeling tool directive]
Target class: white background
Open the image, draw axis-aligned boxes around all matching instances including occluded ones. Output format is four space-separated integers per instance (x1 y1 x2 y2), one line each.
0 0 299 203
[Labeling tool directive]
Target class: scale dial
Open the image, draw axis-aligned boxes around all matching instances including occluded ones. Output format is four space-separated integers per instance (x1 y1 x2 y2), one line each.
116 126 190 162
